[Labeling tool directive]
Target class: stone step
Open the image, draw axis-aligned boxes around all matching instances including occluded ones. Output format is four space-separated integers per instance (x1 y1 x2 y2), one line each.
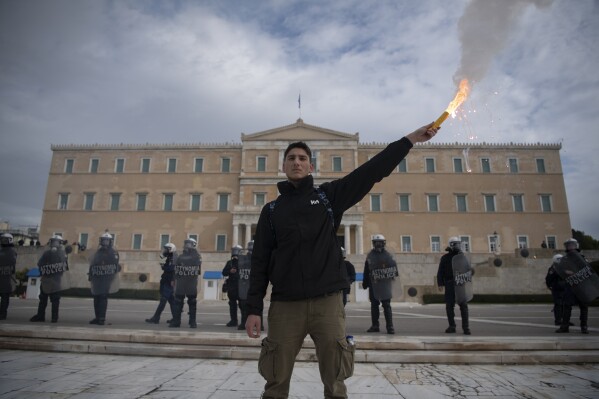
1 324 598 364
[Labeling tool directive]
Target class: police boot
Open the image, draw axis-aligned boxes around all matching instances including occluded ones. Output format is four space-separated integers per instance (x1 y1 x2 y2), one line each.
169 308 181 328
226 305 238 327
553 304 563 326
556 306 571 333
51 301 59 323
146 297 167 324
367 304 380 332
460 304 471 335
0 295 9 320
383 303 394 334
188 299 197 328
30 301 46 322
580 306 589 334
445 305 456 333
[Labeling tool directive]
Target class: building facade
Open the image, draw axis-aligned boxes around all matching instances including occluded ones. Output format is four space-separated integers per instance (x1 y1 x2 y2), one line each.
40 119 571 256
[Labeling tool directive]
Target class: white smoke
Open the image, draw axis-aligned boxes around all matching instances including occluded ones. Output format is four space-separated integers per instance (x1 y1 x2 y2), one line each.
453 0 553 86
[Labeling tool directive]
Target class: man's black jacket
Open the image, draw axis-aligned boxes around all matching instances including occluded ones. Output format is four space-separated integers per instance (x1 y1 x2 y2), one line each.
246 137 414 315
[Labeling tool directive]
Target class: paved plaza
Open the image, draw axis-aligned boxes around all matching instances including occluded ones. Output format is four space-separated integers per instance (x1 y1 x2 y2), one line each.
0 349 598 398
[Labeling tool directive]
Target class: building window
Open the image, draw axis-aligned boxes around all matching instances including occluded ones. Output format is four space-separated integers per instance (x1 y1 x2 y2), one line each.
489 234 500 253
194 158 204 173
399 194 410 212
397 159 407 173
540 194 552 212
460 236 471 252
79 233 88 249
484 194 496 212
141 158 151 173
58 193 69 210
257 156 266 172
508 158 518 173
160 234 170 248
115 158 125 173
512 194 524 212
90 159 99 173
456 194 467 212
431 236 441 252
190 194 201 211
221 158 231 173
167 158 177 173
132 234 143 250
65 159 74 174
536 158 546 173
136 193 147 211
84 193 95 211
481 158 491 173
218 194 229 212
517 235 528 249
427 194 439 212
401 236 412 252
110 193 121 211
546 236 556 249
453 158 463 173
255 193 266 207
163 194 174 211
370 194 381 212
216 234 227 251
425 158 435 173
332 156 342 172
311 151 318 172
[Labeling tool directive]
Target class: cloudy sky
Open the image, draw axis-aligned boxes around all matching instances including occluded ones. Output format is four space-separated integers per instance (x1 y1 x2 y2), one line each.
1 0 598 239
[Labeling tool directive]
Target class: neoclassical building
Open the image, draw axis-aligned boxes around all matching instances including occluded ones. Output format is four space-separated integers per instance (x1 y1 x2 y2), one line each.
40 119 571 256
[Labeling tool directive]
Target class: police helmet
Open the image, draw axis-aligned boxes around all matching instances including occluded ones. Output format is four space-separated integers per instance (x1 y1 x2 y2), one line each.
231 245 243 257
163 243 176 253
49 234 63 247
341 247 346 258
448 236 462 251
99 233 113 247
184 238 197 249
0 233 13 246
247 240 254 253
372 234 386 251
552 254 563 264
563 238 578 250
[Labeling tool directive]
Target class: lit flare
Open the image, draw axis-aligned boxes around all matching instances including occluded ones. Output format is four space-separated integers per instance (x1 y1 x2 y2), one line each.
432 79 470 129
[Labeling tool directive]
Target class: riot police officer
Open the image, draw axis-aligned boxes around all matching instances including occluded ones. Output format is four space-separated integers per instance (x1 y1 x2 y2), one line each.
223 245 243 327
341 247 356 306
555 238 590 334
0 233 17 320
437 237 471 335
146 243 177 324
89 232 120 325
362 234 398 334
30 235 70 323
545 254 567 326
170 238 201 328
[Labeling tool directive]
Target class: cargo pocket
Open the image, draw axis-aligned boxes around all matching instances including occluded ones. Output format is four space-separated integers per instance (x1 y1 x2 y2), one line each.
258 337 278 381
336 338 355 381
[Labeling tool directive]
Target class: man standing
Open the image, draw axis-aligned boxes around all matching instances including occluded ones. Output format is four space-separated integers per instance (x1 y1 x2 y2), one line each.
170 238 201 328
30 235 70 323
0 234 17 320
362 234 398 334
437 236 472 335
89 232 120 325
222 245 243 327
245 123 439 398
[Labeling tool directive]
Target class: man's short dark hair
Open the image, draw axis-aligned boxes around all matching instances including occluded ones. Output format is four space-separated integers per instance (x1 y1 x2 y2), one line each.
284 141 312 160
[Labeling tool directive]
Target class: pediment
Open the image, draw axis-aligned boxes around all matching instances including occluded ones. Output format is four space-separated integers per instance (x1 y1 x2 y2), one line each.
242 119 358 142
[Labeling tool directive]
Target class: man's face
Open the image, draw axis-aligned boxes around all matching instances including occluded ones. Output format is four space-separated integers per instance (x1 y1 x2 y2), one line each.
283 148 313 183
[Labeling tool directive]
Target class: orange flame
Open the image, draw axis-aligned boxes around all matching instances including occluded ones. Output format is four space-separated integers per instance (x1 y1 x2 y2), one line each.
432 79 470 129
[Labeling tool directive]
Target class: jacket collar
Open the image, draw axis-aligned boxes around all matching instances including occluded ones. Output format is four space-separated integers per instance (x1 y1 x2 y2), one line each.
277 174 314 195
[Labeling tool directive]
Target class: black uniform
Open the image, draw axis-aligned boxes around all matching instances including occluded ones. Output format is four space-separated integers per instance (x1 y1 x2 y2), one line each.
30 247 68 323
89 246 120 325
223 257 241 327
545 264 567 325
146 252 176 324
362 251 396 334
170 247 201 328
555 250 589 334
0 244 17 320
437 248 470 334
343 259 356 306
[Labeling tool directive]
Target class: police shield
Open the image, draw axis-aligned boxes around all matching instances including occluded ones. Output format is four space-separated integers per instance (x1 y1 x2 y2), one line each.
367 251 399 301
174 249 201 296
89 248 120 295
554 252 599 304
237 255 252 300
452 253 473 304
0 247 17 294
38 249 70 294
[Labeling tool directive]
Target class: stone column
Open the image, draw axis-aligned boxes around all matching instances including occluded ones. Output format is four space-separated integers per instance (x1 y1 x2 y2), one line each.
244 224 253 248
357 224 364 254
344 224 351 254
233 224 239 247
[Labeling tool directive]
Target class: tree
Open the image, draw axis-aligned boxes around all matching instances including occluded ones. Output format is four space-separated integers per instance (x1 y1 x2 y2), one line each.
572 229 599 250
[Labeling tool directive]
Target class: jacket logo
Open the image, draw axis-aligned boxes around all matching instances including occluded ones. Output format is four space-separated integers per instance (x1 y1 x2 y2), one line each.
310 199 320 205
